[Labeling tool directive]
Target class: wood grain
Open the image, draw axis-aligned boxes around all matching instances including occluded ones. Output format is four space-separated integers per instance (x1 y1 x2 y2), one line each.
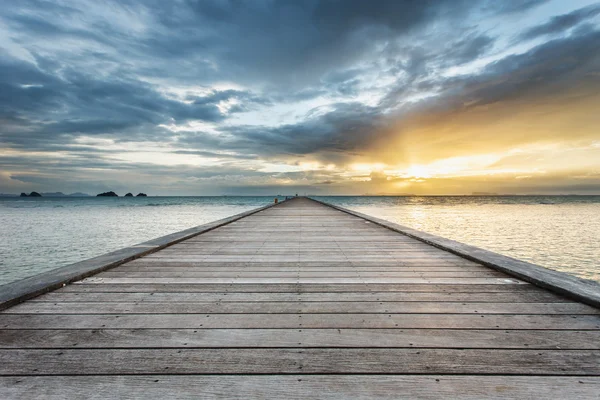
3 313 599 329
6 301 596 314
1 348 599 375
2 375 599 400
1 328 598 349
31 290 569 303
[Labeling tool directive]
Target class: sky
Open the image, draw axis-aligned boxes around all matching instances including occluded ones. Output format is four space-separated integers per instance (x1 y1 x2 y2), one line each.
1 0 600 196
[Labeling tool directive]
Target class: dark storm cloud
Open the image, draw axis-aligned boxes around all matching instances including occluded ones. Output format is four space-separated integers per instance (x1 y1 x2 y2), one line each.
480 0 549 14
429 28 600 112
166 0 470 84
444 34 495 65
0 0 543 152
215 102 386 156
0 56 267 149
175 100 391 162
518 4 600 41
175 27 599 163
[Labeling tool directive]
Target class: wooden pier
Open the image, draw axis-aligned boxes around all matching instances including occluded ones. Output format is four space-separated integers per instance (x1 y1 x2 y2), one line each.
1 197 599 398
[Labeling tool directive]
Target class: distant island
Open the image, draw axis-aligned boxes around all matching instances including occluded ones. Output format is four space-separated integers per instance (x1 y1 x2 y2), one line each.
96 191 119 197
472 192 499 196
96 191 148 197
20 192 42 197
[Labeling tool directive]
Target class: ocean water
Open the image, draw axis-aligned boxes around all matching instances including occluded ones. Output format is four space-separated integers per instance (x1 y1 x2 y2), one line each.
0 195 599 286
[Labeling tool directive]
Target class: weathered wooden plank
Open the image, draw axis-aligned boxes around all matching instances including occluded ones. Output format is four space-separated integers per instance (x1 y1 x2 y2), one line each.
124 255 453 260
145 253 464 258
1 349 599 375
59 283 539 293
1 328 598 349
157 243 444 248
76 277 524 284
115 265 493 272
3 314 599 330
7 301 595 315
122 260 485 267
183 237 427 242
155 243 466 248
30 290 569 303
153 250 453 255
2 375 598 400
96 271 506 278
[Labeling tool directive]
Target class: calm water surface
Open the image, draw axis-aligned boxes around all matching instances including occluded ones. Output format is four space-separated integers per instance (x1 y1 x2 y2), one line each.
0 195 599 285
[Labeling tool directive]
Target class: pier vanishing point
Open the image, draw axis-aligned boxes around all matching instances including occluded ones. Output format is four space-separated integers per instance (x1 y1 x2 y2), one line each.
1 197 600 398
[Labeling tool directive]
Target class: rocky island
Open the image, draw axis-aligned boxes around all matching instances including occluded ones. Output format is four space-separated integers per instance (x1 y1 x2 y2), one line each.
96 191 119 197
20 192 42 197
96 191 147 197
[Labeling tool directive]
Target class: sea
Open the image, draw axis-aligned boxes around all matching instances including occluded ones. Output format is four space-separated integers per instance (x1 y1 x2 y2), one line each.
0 195 599 286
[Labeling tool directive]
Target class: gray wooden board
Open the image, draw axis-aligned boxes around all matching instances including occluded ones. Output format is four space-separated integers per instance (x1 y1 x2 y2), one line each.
7 301 595 314
96 270 507 278
145 253 464 257
114 265 494 272
76 277 524 284
135 259 473 265
1 328 599 349
29 291 569 303
122 261 485 267
59 283 539 293
1 375 599 400
152 245 474 250
150 249 462 252
3 314 600 329
1 348 599 375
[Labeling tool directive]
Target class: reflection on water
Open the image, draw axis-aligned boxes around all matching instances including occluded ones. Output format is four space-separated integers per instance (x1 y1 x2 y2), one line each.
315 196 600 282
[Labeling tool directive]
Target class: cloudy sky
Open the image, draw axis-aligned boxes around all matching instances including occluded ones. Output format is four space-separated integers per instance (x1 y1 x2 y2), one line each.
1 0 600 195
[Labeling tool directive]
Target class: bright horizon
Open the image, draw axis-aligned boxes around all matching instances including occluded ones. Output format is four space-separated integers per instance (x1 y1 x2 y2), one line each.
2 0 600 196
